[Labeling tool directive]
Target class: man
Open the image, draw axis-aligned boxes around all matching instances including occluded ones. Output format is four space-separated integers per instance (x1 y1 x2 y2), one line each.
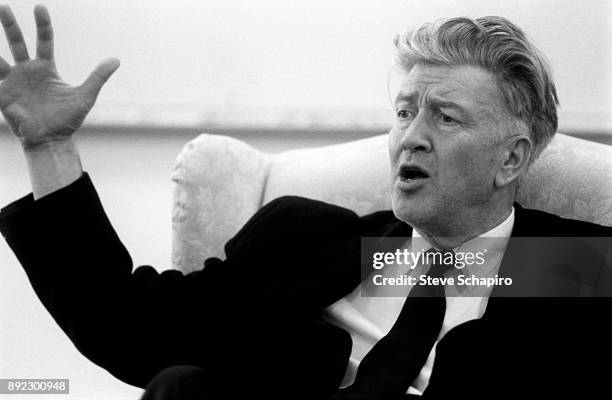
0 5 610 400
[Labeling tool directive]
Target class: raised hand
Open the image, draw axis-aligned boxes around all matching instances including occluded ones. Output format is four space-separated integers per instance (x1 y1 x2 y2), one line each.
0 4 119 149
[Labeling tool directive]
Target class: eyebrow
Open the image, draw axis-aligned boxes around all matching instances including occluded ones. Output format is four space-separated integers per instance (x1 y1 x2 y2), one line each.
429 97 474 120
394 91 417 106
395 91 476 123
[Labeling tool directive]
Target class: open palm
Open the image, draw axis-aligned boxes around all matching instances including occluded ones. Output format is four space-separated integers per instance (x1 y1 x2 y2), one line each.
0 5 119 148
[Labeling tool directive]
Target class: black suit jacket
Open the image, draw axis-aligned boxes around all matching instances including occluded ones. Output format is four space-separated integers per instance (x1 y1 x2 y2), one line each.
1 173 611 399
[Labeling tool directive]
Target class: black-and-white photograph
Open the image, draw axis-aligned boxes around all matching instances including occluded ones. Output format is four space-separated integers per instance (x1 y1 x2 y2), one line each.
1 0 611 399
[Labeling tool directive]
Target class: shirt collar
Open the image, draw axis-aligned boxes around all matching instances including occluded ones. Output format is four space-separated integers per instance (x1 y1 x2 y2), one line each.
411 207 515 277
411 207 515 248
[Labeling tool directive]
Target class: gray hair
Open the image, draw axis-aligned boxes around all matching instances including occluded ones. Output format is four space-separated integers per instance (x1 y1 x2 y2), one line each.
394 16 559 162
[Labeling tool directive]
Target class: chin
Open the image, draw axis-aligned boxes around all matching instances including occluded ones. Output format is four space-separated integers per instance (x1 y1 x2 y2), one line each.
391 189 422 225
391 187 442 232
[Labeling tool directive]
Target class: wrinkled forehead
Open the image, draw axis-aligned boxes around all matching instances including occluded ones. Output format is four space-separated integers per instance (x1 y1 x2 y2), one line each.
390 63 507 116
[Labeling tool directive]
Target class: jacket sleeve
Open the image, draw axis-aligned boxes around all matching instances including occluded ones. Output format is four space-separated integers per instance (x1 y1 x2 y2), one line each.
0 173 283 388
0 173 366 388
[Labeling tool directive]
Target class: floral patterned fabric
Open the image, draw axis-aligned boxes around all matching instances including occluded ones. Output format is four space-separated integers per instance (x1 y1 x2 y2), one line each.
172 133 612 273
171 134 271 272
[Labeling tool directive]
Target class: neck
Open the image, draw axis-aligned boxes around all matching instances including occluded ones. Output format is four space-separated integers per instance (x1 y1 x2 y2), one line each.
416 203 513 250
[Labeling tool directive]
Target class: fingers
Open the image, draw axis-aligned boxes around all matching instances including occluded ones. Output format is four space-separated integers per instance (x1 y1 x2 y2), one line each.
34 4 53 60
80 57 120 104
0 55 10 78
0 5 30 63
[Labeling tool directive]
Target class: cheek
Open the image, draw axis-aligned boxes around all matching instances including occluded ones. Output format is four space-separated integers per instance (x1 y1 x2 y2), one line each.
440 143 495 188
388 128 402 164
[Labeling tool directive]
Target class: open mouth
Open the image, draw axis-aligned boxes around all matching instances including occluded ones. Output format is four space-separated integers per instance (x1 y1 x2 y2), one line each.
399 165 430 180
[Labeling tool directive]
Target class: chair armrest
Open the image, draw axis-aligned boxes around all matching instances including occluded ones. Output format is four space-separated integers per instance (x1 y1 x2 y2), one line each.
517 134 612 226
171 133 271 273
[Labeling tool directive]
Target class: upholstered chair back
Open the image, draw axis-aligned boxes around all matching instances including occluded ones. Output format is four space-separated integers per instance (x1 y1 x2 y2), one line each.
171 133 612 273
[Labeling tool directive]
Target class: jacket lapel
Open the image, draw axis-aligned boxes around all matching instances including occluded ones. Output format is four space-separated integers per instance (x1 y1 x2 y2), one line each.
308 216 413 308
485 203 601 319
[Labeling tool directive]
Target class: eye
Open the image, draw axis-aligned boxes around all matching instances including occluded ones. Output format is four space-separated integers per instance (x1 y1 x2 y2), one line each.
438 112 459 125
396 109 413 120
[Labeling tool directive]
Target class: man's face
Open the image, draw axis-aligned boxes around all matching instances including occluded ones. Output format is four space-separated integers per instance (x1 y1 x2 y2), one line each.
389 63 510 236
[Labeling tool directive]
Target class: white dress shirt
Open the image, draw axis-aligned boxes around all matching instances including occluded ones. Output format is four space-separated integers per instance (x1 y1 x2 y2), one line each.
324 208 515 395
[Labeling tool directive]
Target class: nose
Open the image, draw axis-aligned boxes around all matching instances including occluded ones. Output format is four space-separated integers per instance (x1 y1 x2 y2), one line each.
399 112 432 153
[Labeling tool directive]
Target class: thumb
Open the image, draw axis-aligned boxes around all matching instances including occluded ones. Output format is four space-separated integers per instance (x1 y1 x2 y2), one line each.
80 57 120 104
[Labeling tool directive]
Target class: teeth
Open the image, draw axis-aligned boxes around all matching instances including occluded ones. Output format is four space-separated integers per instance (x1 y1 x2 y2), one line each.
400 166 427 179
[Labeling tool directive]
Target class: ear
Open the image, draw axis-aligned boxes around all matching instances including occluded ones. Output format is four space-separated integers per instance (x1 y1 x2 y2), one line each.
494 135 533 188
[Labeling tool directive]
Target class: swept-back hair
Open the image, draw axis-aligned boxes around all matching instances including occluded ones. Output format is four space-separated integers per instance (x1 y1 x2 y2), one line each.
394 16 559 162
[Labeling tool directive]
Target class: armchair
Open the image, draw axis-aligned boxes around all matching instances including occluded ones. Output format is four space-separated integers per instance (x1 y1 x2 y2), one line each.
171 132 612 273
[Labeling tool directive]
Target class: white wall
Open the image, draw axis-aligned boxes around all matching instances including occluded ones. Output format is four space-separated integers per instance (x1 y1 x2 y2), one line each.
1 0 610 132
